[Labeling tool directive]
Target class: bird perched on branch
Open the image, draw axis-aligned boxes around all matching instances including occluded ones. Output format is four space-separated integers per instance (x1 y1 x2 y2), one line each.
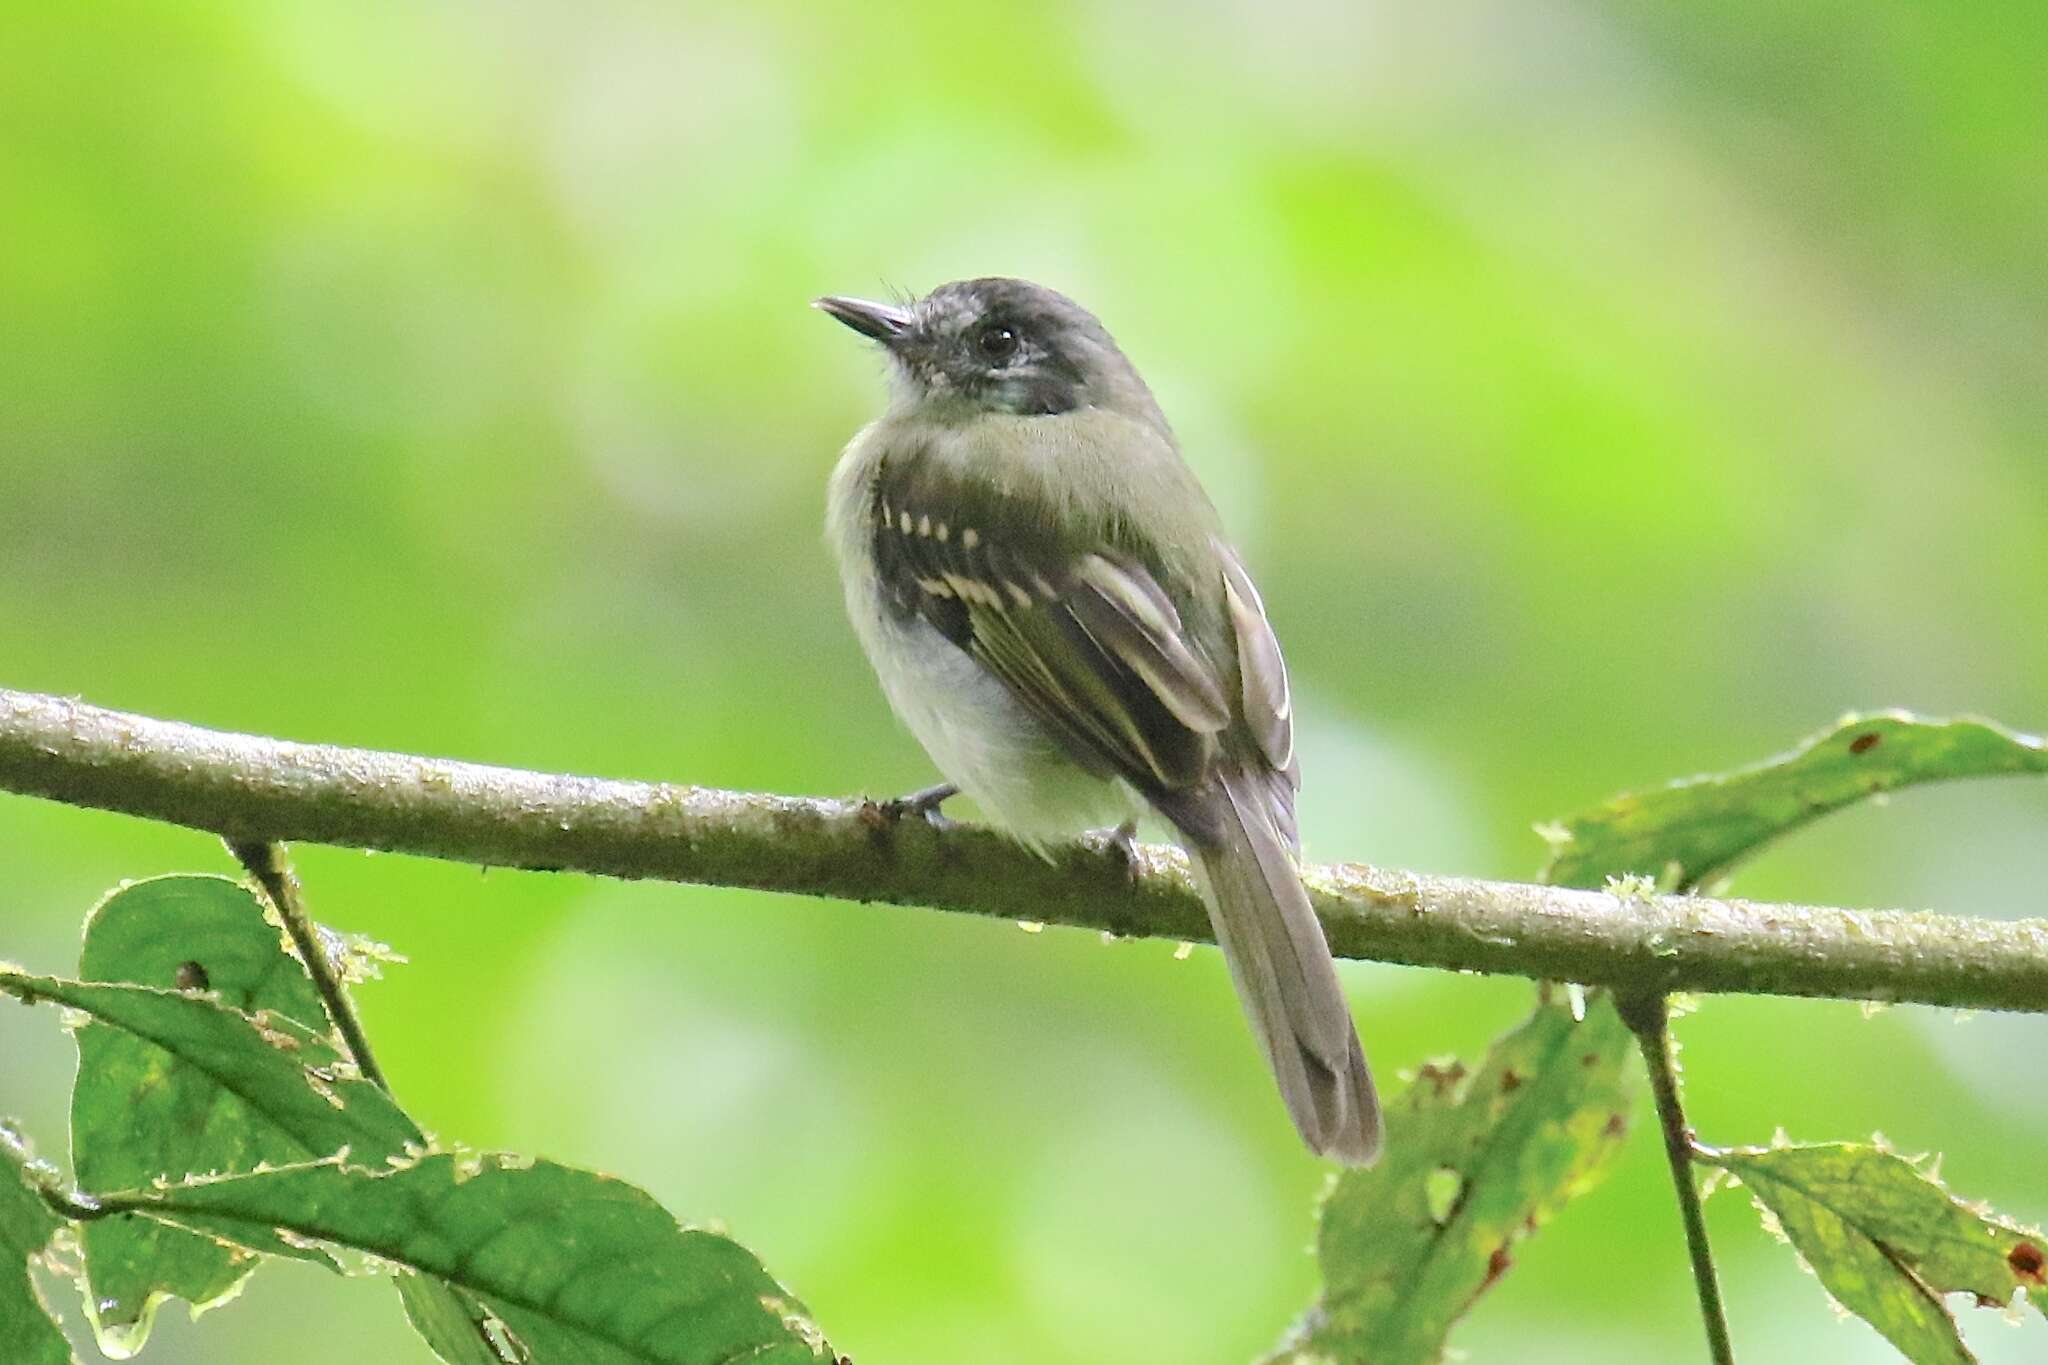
817 277 1380 1163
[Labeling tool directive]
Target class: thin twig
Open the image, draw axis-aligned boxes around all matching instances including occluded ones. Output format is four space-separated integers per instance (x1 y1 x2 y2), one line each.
226 838 390 1094
1617 991 1735 1365
221 842 499 1361
1 687 2046 1012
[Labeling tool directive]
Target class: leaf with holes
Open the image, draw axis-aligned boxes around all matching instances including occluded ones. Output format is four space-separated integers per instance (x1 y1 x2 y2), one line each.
1 958 417 1350
65 873 515 1365
91 1152 838 1365
1701 1142 2048 1363
65 873 402 1351
0 1122 75 1365
1540 713 2048 892
1266 996 1636 1365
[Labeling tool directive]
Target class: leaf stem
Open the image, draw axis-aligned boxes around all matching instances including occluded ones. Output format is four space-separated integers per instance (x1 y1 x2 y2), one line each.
1617 990 1735 1365
226 839 391 1095
0 1119 109 1223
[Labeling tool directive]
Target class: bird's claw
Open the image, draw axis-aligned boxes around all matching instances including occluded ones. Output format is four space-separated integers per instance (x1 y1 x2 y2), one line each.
875 782 960 833
1102 818 1141 884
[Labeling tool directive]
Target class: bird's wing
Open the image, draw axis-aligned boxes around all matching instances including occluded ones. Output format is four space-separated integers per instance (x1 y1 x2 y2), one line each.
870 464 1231 794
1217 539 1301 848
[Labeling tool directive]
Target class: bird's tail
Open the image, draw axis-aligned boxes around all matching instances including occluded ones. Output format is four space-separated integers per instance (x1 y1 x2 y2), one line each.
1181 766 1380 1164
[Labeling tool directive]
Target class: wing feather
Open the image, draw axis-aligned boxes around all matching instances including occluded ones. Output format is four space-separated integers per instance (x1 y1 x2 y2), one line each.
1068 555 1231 734
872 462 1228 795
1218 541 1295 776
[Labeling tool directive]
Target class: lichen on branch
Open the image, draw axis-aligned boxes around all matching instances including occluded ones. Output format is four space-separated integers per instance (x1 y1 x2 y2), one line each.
1 687 2044 1014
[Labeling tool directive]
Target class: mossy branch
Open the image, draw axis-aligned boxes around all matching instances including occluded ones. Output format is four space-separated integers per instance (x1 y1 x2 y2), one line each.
2 687 2045 1013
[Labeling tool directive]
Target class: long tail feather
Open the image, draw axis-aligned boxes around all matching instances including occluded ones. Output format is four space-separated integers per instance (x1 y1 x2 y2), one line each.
1181 767 1381 1164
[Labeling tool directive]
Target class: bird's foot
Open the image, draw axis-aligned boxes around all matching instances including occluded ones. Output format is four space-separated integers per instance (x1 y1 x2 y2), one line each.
1101 818 1141 884
873 782 960 834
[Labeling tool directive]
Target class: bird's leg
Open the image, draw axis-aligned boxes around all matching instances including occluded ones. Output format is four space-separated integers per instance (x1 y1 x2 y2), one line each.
1102 818 1141 884
876 782 959 833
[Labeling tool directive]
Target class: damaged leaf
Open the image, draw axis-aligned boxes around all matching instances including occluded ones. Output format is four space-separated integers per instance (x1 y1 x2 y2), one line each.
66 874 410 1352
1701 1142 2048 1363
0 1122 74 1365
11 971 416 1350
57 874 510 1365
1267 996 1637 1364
88 1153 838 1365
0 893 418 1353
1540 713 2048 892
10 872 837 1365
397 1272 525 1365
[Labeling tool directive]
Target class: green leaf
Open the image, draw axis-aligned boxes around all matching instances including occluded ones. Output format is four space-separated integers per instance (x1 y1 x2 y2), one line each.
1700 1142 2048 1362
95 1153 840 1365
0 1122 75 1365
78 874 333 1022
13 873 817 1365
60 873 513 1365
1269 996 1637 1364
0 974 417 1165
0 957 418 1349
66 874 395 1350
396 1274 522 1365
1540 712 2048 892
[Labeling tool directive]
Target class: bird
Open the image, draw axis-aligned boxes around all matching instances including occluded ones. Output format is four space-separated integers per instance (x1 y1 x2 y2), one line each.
816 277 1380 1164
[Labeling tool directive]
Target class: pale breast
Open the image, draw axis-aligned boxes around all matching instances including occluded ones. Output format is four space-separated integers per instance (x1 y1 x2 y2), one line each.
827 426 1137 850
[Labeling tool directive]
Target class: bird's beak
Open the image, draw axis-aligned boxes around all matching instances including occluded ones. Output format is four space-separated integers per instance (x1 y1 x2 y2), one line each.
813 295 913 344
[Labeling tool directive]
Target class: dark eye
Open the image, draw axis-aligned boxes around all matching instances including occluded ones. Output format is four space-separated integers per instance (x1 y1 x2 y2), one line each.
976 323 1019 361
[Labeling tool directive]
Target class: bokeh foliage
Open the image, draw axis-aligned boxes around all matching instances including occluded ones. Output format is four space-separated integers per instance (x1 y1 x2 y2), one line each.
4 1 2047 1361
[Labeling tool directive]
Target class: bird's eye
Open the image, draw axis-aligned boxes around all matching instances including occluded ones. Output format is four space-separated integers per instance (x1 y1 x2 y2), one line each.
976 324 1019 361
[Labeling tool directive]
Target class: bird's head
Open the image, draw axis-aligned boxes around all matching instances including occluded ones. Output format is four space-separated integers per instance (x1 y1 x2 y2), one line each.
815 277 1162 424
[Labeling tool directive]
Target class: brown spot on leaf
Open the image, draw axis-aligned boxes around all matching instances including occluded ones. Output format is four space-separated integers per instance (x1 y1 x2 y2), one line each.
1582 1052 1600 1067
174 960 209 991
1849 731 1882 755
1480 1244 1513 1292
1415 1060 1468 1097
1603 1113 1628 1137
2010 1240 2046 1285
1500 1068 1521 1093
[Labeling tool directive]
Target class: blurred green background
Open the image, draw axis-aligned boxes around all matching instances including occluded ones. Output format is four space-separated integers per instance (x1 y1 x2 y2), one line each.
5 2 2046 1361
